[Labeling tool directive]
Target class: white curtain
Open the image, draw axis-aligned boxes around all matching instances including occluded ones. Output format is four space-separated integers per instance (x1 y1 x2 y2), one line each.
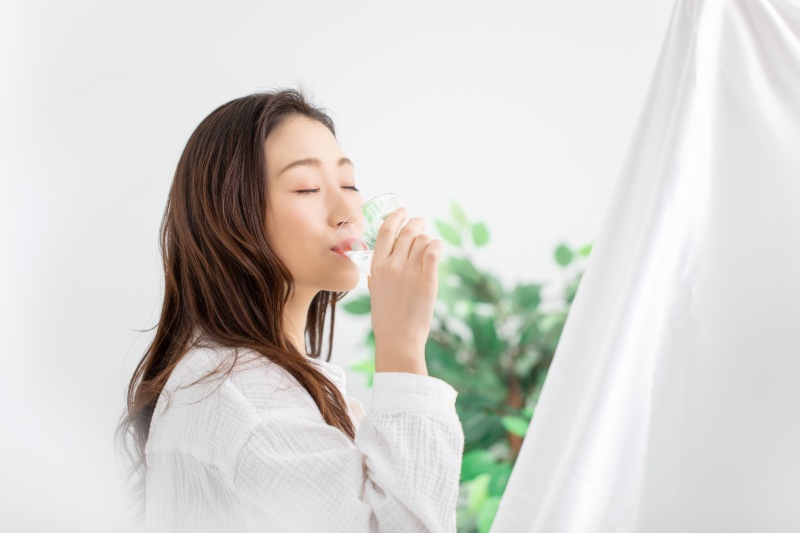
491 0 800 531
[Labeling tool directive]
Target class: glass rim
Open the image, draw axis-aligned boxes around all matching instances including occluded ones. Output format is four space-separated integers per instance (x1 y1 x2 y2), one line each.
335 192 404 236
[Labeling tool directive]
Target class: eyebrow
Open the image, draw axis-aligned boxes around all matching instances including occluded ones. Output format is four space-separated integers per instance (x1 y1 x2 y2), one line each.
277 157 354 177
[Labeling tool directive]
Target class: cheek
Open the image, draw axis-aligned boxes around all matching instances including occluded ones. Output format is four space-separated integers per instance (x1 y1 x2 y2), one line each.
282 207 313 228
268 204 317 259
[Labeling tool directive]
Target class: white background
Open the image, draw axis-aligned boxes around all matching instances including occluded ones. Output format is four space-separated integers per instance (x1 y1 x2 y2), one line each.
0 0 673 530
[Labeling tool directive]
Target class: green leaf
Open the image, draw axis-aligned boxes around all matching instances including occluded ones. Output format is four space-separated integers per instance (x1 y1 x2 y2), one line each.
487 462 513 497
485 274 505 301
341 295 371 314
445 257 482 285
501 415 530 437
476 496 502 533
456 494 474 531
566 274 583 304
471 222 490 247
579 243 593 257
519 319 541 346
462 368 508 408
451 202 469 227
465 412 508 449
437 281 473 309
521 406 534 419
511 283 541 312
471 273 504 304
533 368 549 390
349 358 374 374
425 336 454 361
467 312 504 357
467 473 491 513
459 356 508 409
435 219 462 245
458 392 499 410
513 347 542 377
349 358 375 388
425 337 462 383
461 449 497 482
538 312 565 334
554 243 574 266
365 329 375 348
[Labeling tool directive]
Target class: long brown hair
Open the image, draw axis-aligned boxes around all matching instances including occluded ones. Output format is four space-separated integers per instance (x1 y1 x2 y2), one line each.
115 88 356 513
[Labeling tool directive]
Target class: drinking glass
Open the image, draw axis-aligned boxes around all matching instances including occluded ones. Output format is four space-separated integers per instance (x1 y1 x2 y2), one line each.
332 193 406 275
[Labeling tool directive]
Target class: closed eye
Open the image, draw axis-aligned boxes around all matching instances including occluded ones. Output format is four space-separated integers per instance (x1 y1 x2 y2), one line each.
296 186 360 195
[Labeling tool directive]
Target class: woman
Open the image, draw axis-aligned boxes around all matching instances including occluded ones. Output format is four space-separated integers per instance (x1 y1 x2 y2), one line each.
116 89 465 533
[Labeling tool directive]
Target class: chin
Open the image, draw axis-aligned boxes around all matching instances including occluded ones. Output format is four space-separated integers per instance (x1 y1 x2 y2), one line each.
323 269 361 293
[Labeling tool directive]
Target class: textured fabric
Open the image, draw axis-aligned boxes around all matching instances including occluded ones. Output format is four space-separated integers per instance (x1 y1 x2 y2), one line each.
144 344 464 533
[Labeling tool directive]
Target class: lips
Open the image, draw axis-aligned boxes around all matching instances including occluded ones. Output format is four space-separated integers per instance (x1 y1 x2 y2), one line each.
331 237 369 257
331 240 351 256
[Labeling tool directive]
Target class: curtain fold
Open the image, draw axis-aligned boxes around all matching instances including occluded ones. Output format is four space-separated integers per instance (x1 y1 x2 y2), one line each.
491 0 800 531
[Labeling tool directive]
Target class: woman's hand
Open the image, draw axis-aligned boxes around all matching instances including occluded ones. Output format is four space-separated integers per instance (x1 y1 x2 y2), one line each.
367 207 443 375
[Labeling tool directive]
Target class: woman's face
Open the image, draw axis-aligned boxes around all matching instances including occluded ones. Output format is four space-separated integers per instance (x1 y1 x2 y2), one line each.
264 115 364 293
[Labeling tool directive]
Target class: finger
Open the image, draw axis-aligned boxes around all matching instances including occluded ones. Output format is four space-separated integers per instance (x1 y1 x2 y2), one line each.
389 216 426 262
372 207 408 260
421 239 444 279
407 232 433 266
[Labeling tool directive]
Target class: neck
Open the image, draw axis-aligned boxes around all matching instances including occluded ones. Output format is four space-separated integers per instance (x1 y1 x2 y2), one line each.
284 285 318 355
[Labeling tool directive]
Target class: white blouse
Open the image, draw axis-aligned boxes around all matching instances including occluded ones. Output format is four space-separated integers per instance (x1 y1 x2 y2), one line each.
144 343 465 533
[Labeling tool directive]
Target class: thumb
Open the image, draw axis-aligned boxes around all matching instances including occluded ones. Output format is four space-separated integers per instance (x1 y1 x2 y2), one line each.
367 275 371 292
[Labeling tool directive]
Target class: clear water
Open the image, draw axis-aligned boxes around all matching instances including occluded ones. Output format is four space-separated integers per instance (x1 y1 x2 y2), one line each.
344 250 373 273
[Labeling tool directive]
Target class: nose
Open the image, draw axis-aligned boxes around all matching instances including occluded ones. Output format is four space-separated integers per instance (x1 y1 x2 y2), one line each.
329 187 364 230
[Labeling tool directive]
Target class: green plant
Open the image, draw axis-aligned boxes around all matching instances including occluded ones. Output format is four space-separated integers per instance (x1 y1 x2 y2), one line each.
341 202 591 533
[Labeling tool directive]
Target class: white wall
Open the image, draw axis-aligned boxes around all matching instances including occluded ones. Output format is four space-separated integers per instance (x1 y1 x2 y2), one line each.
0 0 674 530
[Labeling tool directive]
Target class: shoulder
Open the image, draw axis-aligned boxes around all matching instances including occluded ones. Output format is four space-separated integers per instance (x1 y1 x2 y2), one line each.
145 343 318 473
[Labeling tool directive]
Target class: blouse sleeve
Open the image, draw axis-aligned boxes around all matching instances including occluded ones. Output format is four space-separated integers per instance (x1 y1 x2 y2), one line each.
232 371 465 533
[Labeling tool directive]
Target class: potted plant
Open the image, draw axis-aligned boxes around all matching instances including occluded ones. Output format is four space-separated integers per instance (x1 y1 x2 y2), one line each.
342 203 591 532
